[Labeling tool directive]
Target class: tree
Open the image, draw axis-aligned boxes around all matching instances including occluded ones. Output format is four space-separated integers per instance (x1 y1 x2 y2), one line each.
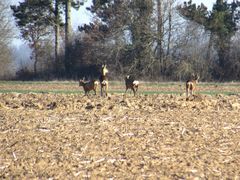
156 0 163 75
11 0 55 75
178 0 240 79
79 0 132 74
80 0 155 77
156 0 176 77
0 1 14 79
54 0 61 67
129 0 154 76
56 0 87 77
64 0 72 76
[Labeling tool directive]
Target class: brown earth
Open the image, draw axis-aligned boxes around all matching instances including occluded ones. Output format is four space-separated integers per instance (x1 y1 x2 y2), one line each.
0 82 240 179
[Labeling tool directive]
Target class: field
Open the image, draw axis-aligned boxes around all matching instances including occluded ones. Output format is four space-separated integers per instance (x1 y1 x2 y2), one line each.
1 81 240 179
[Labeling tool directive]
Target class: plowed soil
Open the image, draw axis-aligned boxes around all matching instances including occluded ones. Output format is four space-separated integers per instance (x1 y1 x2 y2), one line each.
0 82 240 179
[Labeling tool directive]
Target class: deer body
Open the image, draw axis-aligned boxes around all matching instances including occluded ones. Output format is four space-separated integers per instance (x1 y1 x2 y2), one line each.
125 75 139 96
79 79 99 95
186 75 199 99
99 64 109 96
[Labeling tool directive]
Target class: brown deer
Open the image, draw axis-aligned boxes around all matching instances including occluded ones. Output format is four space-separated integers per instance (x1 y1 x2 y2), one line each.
79 78 99 95
186 74 199 100
125 75 139 96
99 64 109 96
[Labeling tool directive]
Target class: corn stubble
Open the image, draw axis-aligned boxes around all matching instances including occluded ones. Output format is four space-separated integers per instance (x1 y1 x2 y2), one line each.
0 92 240 179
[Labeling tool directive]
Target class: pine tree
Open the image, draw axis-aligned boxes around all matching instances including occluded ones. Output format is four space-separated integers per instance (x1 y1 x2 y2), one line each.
178 0 240 79
80 0 154 76
11 0 55 75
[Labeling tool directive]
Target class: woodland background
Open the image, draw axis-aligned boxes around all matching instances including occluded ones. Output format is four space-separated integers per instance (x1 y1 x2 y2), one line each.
1 0 240 81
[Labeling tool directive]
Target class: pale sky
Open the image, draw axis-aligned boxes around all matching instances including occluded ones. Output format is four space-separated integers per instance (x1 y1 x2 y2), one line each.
185 0 234 9
189 0 215 8
72 0 93 30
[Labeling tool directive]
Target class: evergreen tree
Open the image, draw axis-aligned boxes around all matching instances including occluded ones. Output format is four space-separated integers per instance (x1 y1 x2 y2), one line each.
80 0 154 76
129 0 153 75
59 0 87 77
178 0 240 79
11 0 55 75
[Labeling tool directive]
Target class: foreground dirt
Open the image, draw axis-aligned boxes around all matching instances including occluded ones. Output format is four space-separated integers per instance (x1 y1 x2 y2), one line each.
1 92 240 179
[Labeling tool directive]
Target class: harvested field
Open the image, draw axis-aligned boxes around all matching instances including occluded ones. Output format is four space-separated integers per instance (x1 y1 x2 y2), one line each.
0 81 240 179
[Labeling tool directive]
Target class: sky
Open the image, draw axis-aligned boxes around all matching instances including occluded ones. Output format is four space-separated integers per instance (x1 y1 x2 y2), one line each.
187 0 215 9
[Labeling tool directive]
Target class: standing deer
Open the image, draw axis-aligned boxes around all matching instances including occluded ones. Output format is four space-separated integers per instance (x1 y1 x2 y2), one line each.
186 74 199 100
125 75 139 96
99 64 109 96
79 78 99 95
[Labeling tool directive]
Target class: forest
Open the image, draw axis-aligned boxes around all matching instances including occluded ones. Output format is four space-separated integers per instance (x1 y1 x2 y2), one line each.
1 0 240 81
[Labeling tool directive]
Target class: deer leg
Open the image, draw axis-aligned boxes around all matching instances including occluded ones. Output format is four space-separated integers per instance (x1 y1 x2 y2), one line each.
100 85 103 96
105 83 108 96
103 86 105 97
131 87 136 96
134 86 138 95
94 86 97 95
125 87 128 94
135 86 138 93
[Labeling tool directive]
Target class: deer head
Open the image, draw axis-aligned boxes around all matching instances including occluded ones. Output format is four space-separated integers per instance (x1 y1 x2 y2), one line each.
101 64 108 76
79 77 85 86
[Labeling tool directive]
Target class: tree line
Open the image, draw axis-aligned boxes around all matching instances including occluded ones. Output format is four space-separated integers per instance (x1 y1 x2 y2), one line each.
1 0 240 81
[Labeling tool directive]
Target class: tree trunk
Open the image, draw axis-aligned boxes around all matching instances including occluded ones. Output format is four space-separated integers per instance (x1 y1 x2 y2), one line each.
55 0 60 63
33 49 38 76
65 0 72 77
167 0 173 57
156 0 164 76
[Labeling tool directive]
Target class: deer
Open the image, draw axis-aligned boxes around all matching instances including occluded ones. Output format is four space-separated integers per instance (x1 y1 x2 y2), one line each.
125 75 139 96
99 64 109 97
79 78 99 95
186 74 200 100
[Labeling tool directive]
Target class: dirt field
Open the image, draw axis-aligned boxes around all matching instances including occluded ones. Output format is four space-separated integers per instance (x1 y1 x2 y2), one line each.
0 81 240 179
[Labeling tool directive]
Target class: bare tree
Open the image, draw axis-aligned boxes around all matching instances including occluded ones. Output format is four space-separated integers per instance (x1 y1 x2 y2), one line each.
0 1 14 79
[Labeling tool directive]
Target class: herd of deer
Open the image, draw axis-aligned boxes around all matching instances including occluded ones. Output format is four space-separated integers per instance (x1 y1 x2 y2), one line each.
79 64 199 100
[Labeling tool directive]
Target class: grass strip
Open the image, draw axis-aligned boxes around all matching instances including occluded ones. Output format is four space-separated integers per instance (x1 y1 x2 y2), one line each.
0 89 239 96
0 89 81 94
1 81 240 87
